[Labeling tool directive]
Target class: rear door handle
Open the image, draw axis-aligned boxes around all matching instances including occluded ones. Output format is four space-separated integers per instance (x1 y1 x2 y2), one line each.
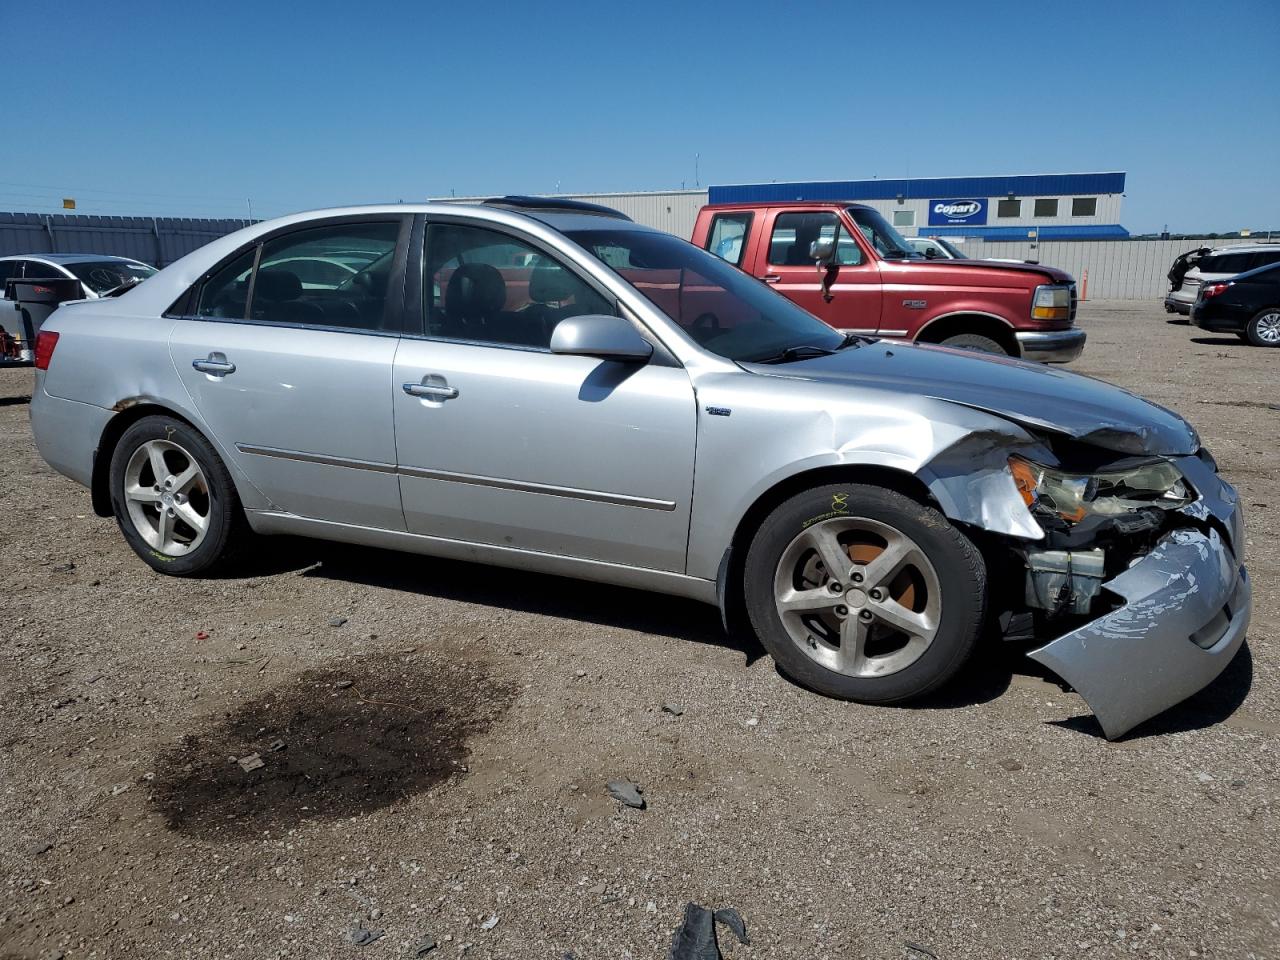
403 377 458 400
192 353 235 376
762 274 781 284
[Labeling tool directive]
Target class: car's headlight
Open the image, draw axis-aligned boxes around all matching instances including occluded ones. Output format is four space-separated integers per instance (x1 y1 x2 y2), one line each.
1032 284 1072 320
1009 456 1193 522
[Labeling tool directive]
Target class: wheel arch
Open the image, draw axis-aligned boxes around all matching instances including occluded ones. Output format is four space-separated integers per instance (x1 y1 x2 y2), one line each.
91 400 216 517
914 311 1019 356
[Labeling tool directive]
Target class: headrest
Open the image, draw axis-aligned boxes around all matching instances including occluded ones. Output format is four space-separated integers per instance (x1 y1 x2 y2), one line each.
445 263 506 320
255 269 302 302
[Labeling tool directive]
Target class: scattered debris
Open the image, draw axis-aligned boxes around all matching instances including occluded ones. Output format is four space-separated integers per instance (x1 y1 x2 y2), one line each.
346 922 384 946
269 739 287 752
409 936 438 956
667 902 719 960
369 908 382 921
195 631 210 641
237 753 264 773
52 561 75 573
607 780 645 809
905 941 939 959
662 703 684 716
334 679 355 689
329 616 349 628
999 759 1024 772
574 669 587 678
28 840 53 858
110 783 131 797
745 717 759 727
713 908 749 945
480 914 499 931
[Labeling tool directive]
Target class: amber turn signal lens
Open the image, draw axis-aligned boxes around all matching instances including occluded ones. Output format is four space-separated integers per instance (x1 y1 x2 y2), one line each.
1008 457 1039 506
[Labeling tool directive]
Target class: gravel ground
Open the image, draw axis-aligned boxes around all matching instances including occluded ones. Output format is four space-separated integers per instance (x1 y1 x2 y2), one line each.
0 301 1276 960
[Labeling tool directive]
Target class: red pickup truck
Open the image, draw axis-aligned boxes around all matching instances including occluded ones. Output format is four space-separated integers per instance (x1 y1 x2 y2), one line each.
691 201 1085 362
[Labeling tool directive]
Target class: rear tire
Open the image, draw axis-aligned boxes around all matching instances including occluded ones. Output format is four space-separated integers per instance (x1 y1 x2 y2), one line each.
743 483 987 704
108 416 247 576
938 332 1008 356
1244 309 1280 347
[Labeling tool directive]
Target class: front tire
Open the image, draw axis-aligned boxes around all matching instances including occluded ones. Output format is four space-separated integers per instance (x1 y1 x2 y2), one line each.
938 332 1009 356
743 484 986 704
108 416 246 575
1245 309 1280 347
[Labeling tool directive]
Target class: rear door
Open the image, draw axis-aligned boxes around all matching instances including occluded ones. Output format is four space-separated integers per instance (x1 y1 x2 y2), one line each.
168 215 411 530
751 209 883 331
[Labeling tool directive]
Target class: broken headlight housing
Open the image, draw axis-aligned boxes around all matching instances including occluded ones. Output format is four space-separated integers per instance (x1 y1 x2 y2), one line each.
1009 456 1194 523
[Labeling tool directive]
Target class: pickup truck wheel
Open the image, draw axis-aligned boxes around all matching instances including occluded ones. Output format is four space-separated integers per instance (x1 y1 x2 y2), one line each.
1245 309 1280 347
938 332 1009 355
743 483 987 704
108 415 247 576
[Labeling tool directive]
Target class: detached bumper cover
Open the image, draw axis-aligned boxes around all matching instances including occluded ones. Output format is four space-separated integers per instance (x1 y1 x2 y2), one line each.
1029 528 1250 739
1016 327 1086 363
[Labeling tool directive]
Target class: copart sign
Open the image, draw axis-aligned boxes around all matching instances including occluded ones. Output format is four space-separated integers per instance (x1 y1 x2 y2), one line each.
928 198 987 226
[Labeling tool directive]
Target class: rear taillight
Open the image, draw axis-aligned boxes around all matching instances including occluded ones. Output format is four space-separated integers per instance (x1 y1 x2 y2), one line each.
1202 282 1230 299
34 330 59 370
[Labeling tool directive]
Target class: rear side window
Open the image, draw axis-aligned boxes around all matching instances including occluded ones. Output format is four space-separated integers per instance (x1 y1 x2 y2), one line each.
768 212 862 266
1250 250 1280 270
1200 253 1253 275
705 213 752 266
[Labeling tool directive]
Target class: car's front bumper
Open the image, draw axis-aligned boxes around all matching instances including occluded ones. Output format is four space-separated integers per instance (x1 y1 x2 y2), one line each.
1028 456 1249 739
1016 327 1086 363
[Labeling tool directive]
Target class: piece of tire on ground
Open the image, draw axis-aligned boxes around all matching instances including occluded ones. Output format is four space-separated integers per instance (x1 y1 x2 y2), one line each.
108 415 248 576
938 332 1009 355
743 483 987 704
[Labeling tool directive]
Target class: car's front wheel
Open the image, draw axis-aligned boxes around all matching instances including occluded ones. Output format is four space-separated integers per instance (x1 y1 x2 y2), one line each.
1245 308 1280 347
744 483 986 703
938 332 1009 356
108 415 246 575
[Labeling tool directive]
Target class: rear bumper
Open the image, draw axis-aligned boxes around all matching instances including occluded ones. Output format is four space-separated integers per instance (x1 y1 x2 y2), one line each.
1164 295 1193 315
1029 528 1249 739
30 378 111 489
1016 327 1086 363
1192 305 1246 333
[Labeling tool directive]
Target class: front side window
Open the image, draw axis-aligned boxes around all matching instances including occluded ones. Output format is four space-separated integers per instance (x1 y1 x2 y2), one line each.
1071 197 1098 217
705 212 752 266
768 212 863 266
846 207 920 259
425 223 613 348
1033 198 1059 217
64 259 156 295
567 227 846 362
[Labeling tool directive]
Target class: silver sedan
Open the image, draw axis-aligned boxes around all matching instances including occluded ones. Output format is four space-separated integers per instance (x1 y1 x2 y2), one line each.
29 197 1250 739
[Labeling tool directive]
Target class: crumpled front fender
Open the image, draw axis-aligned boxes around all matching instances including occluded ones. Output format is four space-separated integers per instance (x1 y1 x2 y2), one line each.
1028 528 1250 739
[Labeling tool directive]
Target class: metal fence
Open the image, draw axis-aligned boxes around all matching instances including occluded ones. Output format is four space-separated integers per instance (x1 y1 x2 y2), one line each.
0 212 255 268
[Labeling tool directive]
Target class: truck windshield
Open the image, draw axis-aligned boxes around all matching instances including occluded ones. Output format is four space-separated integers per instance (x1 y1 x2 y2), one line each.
566 228 846 362
847 208 921 260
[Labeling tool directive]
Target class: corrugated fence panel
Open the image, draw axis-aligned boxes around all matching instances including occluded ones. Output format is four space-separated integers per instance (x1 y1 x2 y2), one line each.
0 212 254 266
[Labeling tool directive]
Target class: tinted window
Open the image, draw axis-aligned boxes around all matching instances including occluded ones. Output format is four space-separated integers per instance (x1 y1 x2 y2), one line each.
1200 253 1253 275
425 223 613 349
1250 250 1280 270
847 207 919 259
997 199 1021 218
1033 198 1058 217
768 212 862 266
567 227 845 362
1071 197 1097 217
705 213 752 266
64 259 156 294
252 221 400 330
23 260 66 279
0 260 18 282
195 249 257 319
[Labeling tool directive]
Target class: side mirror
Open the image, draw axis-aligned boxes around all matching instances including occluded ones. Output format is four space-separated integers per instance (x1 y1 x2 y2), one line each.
809 236 836 266
550 314 654 363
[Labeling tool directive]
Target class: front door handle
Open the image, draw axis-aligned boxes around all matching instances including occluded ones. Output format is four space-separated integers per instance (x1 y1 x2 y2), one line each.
403 377 458 400
192 352 236 376
762 274 781 284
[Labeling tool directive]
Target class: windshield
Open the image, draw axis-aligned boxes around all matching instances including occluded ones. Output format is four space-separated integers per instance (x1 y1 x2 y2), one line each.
566 228 845 362
847 208 921 259
65 260 157 294
937 238 966 258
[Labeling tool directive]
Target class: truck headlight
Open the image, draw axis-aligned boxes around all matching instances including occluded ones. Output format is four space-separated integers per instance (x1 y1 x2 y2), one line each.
1009 456 1193 522
1032 284 1072 321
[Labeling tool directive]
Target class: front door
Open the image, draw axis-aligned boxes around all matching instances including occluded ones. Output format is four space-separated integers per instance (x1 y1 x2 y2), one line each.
169 216 410 530
753 209 883 332
393 219 697 572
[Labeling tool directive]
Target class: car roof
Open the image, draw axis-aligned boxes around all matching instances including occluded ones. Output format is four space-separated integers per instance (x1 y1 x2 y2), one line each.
0 252 149 265
1204 243 1280 255
703 201 874 211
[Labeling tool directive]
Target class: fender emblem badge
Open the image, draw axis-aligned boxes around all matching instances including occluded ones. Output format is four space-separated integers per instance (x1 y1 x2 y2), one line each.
903 299 927 309
705 406 732 417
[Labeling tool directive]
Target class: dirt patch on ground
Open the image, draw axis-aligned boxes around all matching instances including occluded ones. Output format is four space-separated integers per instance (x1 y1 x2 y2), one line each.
151 657 514 840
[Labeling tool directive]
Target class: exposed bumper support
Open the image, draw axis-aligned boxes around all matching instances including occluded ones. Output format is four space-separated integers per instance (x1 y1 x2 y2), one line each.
1028 528 1250 739
1016 327 1086 363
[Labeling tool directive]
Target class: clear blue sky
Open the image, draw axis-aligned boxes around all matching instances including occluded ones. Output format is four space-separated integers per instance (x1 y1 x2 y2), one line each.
2 0 1276 233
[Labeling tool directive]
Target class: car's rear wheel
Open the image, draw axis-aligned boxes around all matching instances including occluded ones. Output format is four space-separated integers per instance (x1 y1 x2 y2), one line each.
938 332 1008 356
108 416 246 575
743 483 986 703
1245 309 1280 347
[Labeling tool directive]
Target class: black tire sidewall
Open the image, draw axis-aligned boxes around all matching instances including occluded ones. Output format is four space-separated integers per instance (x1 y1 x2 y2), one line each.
108 416 240 575
938 333 1008 356
744 483 986 704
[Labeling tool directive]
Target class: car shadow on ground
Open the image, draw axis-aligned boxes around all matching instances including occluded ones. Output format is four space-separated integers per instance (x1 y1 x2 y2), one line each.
0 394 31 406
299 541 765 662
1190 336 1246 347
1048 641 1254 741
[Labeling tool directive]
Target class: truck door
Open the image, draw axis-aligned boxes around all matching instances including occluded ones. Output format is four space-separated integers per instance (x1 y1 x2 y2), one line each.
750 209 882 332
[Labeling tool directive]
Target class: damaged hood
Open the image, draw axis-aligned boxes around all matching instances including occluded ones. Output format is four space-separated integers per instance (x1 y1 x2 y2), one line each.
743 341 1198 457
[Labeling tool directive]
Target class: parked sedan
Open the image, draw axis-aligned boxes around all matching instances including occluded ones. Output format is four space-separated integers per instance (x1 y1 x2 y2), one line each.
0 253 157 298
29 198 1249 739
1192 261 1280 346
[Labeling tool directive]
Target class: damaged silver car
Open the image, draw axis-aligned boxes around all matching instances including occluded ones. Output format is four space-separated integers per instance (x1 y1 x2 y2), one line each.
29 197 1249 739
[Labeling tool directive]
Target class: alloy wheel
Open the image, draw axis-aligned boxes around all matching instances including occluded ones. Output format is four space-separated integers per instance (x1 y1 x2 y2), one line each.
1255 311 1280 344
122 439 211 556
772 516 942 678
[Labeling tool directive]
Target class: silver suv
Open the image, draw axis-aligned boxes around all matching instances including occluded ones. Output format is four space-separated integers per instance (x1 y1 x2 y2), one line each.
1165 242 1280 316
28 197 1249 739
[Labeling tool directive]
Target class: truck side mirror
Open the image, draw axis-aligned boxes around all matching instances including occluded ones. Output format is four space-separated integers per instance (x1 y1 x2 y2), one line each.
924 247 941 259
809 236 836 266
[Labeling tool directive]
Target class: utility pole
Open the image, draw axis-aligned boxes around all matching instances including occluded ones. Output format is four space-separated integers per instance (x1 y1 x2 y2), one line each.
246 198 254 221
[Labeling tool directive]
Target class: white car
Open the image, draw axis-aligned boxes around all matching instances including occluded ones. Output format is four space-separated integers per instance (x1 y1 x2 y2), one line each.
0 253 157 299
1165 243 1280 316
906 236 1034 265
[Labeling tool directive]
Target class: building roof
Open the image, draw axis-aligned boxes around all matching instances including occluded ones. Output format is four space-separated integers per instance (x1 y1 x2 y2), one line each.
709 172 1126 204
923 224 1131 241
